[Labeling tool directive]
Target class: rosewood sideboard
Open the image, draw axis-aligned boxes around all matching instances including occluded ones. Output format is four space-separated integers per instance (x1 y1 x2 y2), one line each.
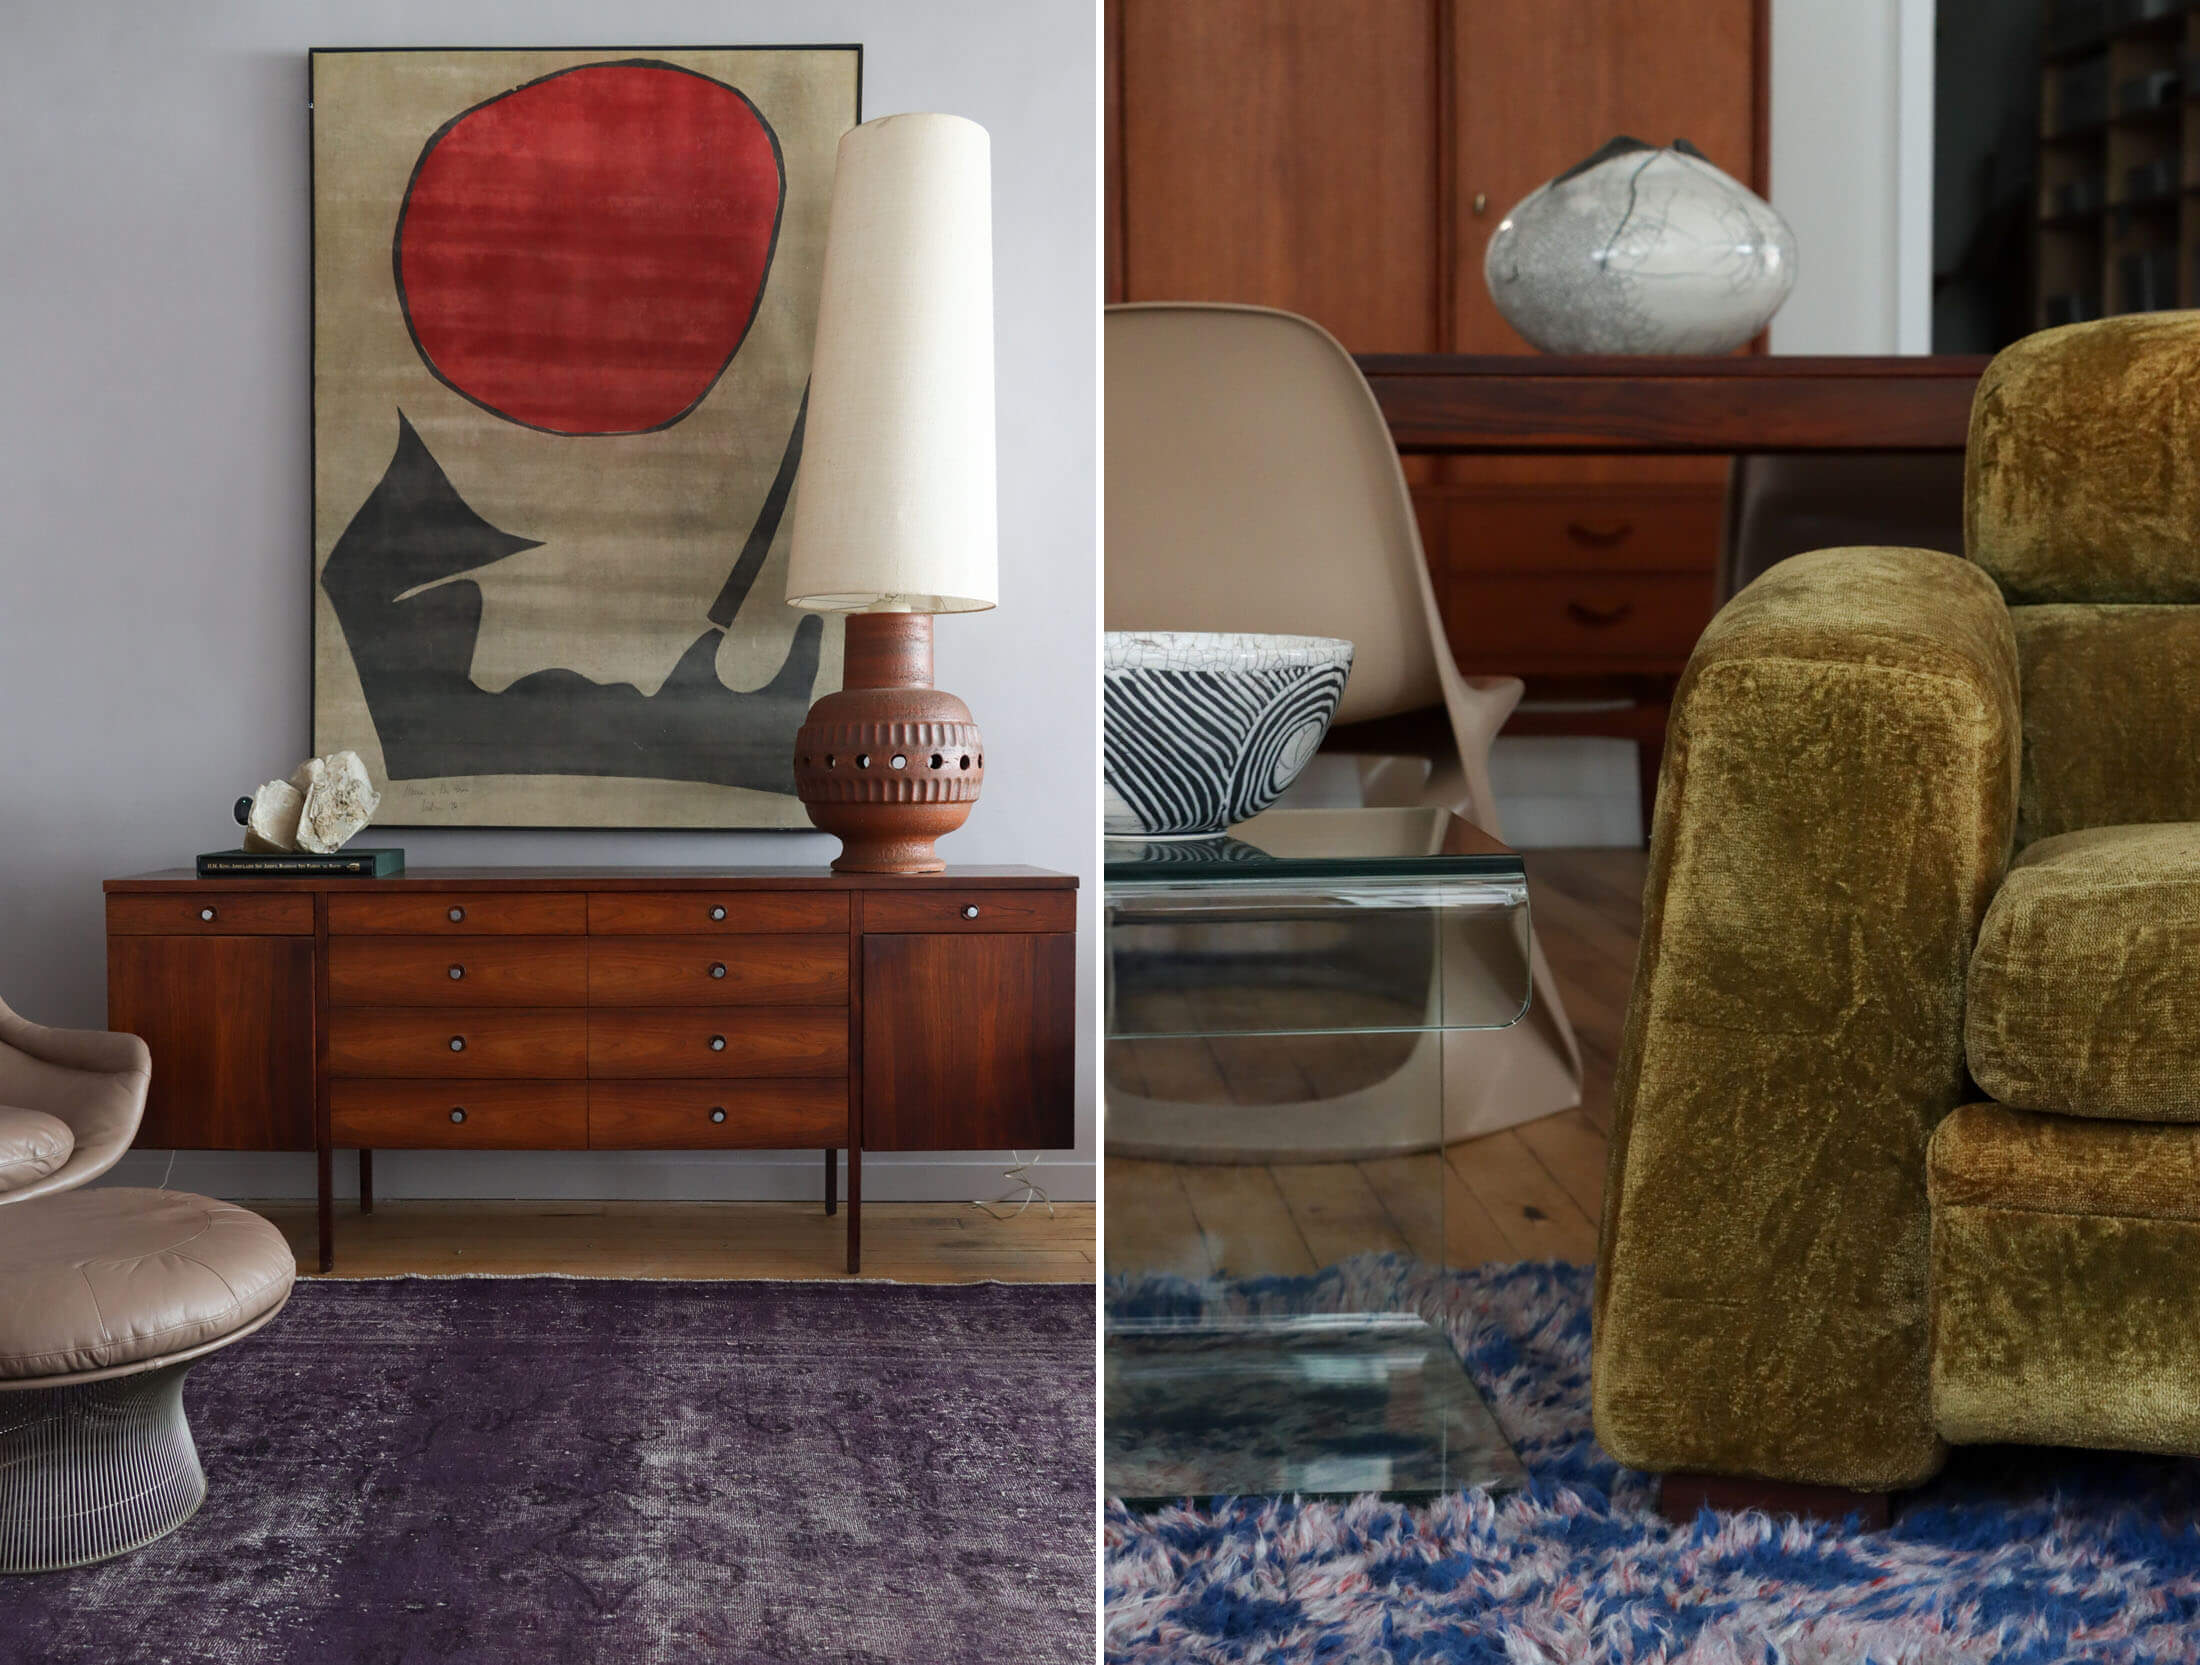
104 867 1078 1274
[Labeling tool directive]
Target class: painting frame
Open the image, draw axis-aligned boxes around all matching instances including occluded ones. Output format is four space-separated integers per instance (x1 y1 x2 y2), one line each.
308 45 863 830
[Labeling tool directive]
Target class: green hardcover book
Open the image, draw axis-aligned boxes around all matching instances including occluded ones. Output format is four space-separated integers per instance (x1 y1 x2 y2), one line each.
196 848 406 878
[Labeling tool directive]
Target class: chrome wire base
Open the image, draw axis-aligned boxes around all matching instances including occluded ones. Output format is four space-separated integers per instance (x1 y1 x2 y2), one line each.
0 1361 207 1574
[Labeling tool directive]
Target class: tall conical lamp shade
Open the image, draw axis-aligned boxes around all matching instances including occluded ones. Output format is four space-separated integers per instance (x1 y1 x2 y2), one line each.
787 113 998 875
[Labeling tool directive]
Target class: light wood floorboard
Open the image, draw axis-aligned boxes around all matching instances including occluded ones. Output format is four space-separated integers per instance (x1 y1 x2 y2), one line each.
257 1199 1096 1284
1104 847 1648 1277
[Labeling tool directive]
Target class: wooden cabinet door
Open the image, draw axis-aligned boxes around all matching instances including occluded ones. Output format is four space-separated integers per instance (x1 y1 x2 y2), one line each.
108 935 316 1149
1111 0 1443 353
861 933 1076 1152
1450 0 1761 356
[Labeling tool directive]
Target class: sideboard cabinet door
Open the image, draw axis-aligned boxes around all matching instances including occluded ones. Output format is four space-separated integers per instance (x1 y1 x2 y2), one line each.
108 935 317 1149
861 932 1076 1152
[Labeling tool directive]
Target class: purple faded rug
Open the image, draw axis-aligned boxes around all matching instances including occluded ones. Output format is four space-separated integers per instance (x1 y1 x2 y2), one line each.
7 1276 1094 1664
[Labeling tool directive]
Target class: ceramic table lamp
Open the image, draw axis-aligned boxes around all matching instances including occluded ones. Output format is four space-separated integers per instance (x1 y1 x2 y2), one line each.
786 113 997 875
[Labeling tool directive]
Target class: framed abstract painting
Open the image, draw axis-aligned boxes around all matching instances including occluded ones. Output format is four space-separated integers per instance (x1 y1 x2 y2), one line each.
309 47 859 827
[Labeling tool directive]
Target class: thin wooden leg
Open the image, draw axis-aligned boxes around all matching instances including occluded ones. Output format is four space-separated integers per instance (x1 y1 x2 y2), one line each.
1658 1471 1892 1530
824 1148 838 1216
846 1145 862 1274
316 1142 333 1274
359 1149 374 1215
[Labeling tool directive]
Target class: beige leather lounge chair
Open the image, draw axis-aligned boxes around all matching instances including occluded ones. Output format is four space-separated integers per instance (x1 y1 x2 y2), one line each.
1105 301 1582 1143
0 993 294 1572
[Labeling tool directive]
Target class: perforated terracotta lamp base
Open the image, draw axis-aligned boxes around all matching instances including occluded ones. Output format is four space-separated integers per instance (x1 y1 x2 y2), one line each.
793 612 984 875
783 113 1000 877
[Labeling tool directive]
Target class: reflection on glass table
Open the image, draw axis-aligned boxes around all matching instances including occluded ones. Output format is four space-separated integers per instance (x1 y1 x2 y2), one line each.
1104 808 1535 1505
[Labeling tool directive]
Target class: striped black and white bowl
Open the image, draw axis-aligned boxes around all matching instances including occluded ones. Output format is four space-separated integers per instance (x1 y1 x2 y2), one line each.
1103 631 1354 839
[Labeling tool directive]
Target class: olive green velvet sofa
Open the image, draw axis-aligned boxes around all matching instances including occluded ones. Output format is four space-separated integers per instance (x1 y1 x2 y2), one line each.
1593 312 2200 1513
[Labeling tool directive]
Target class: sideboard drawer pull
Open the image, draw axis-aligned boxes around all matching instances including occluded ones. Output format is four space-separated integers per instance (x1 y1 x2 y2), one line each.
449 1107 467 1124
709 905 727 922
1564 519 1634 549
448 906 466 924
708 1034 727 1053
448 964 465 981
709 962 727 979
449 1035 466 1053
709 1107 728 1124
200 907 216 922
1565 599 1635 629
961 904 980 920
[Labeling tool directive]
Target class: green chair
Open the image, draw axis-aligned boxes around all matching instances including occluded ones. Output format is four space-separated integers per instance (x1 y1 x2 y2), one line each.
1595 311 2200 1518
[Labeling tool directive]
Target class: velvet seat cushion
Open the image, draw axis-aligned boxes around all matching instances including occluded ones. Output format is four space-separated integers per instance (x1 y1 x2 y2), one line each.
1967 824 2200 1120
1929 1101 2200 1452
0 1106 72 1194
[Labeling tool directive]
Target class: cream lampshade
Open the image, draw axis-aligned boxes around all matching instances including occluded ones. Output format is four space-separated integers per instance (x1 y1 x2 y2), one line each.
786 113 999 874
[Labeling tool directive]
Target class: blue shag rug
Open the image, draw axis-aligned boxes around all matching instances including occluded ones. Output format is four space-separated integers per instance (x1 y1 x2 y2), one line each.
1105 1257 2200 1663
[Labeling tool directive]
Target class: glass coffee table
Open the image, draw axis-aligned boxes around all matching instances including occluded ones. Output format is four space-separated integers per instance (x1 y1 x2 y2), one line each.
1104 807 1535 1505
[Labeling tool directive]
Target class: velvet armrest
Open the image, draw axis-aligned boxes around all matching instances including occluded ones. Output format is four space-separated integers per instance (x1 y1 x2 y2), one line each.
1590 547 2020 1491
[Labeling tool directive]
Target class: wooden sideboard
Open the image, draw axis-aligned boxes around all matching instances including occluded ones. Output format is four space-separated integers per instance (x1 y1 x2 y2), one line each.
105 867 1078 1273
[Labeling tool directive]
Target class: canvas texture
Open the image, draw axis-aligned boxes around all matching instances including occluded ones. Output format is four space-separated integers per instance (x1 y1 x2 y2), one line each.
310 49 854 827
1594 311 2200 1492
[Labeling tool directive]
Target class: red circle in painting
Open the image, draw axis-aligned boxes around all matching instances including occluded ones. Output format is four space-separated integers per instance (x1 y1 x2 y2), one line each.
395 62 783 436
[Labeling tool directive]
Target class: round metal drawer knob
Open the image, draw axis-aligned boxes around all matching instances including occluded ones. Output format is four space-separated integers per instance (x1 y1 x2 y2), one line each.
708 1035 727 1052
449 1036 466 1053
448 906 465 923
199 907 216 922
448 965 465 980
449 1108 467 1124
961 904 979 920
709 1108 727 1124
709 962 727 979
709 905 726 921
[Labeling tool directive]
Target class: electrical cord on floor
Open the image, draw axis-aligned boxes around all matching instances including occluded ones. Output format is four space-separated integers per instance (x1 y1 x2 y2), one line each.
971 1152 1054 1220
156 1149 177 1192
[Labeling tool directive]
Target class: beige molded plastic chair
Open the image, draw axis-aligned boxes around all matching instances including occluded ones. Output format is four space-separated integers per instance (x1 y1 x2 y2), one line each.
1105 301 1582 1140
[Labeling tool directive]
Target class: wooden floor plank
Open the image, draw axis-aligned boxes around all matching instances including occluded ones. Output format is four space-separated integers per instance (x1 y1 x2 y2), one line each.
1268 1161 1410 1267
1104 1159 1213 1279
1448 1129 1601 1264
1175 1164 1318 1277
1513 1107 1611 1226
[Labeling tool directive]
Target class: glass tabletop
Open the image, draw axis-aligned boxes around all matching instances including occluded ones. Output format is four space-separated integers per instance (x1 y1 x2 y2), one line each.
1103 806 1538 1505
1105 808 1532 1040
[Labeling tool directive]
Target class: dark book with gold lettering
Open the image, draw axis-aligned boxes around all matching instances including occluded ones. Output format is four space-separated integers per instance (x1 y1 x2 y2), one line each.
196 849 405 878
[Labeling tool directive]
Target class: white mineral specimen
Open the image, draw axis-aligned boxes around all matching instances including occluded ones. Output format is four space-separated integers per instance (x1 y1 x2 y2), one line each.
295 749 381 854
240 780 306 852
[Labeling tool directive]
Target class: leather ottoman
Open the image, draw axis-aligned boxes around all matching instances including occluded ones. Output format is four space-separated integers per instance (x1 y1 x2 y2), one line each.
0 1189 294 1572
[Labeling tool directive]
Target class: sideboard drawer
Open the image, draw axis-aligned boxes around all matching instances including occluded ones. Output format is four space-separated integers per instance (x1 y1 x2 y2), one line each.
330 1081 587 1149
588 937 848 1007
328 938 589 1007
588 1080 847 1148
1446 572 1716 671
863 889 1076 934
1442 485 1724 573
328 893 587 936
328 1010 588 1078
588 891 849 935
108 893 313 936
587 1010 847 1079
